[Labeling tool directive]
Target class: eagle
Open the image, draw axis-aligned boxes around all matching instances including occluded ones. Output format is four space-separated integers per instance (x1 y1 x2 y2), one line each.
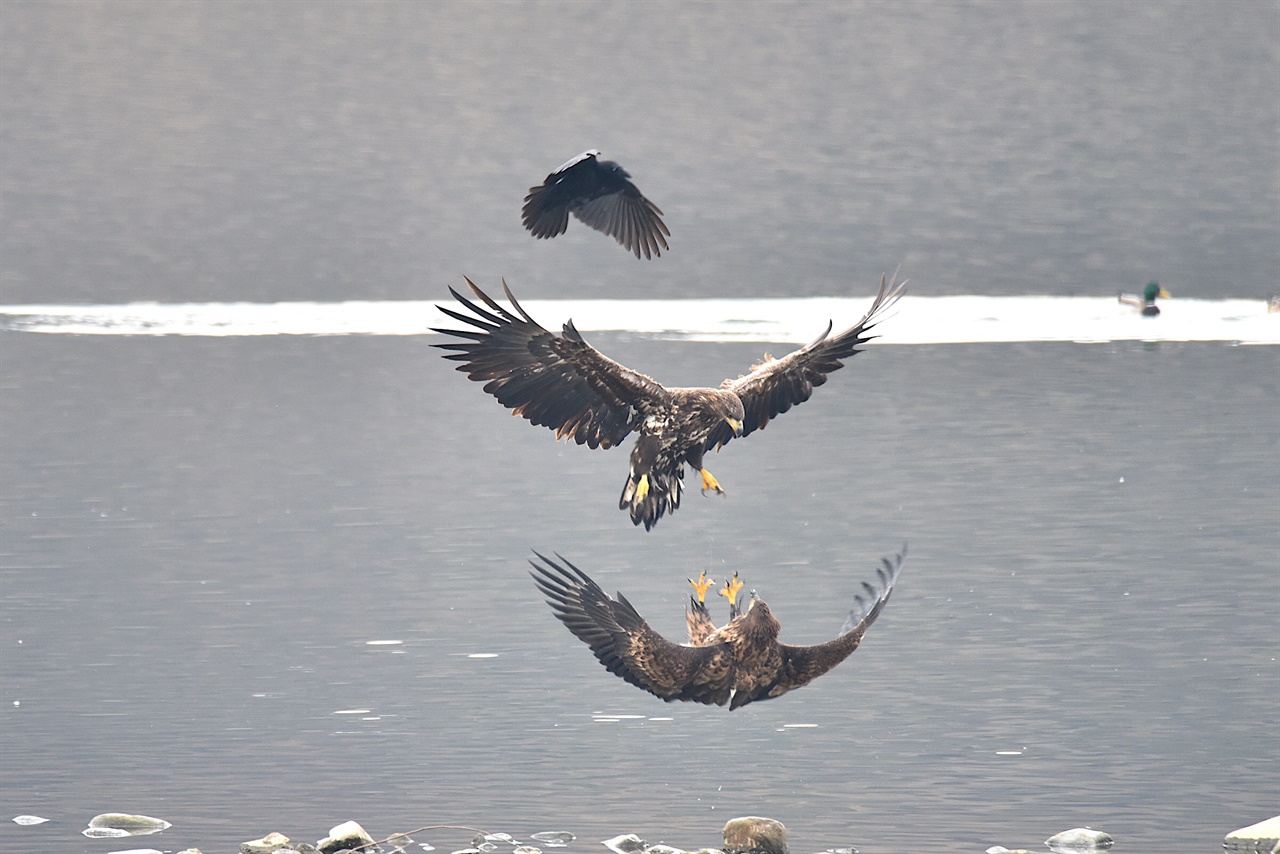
432 272 904 531
529 547 906 710
521 150 670 259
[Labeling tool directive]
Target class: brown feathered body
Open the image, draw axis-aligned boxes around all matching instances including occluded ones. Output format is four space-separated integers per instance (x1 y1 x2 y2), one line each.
433 274 904 530
615 388 744 529
530 549 905 710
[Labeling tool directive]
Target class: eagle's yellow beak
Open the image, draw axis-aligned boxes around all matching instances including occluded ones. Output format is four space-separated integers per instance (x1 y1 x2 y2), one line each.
726 417 744 437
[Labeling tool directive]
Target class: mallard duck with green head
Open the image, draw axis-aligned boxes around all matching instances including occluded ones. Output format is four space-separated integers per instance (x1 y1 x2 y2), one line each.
1119 281 1171 316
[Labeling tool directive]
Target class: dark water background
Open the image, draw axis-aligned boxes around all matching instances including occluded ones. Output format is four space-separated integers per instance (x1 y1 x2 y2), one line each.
1 2 1277 853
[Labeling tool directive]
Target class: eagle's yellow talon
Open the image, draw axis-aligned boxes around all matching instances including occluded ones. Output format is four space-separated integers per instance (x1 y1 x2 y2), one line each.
634 473 649 502
688 571 714 603
718 571 744 607
700 468 725 496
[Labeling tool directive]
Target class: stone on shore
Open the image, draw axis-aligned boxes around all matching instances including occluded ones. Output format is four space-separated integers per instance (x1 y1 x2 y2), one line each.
603 835 648 854
722 817 788 854
1044 827 1112 850
317 820 374 853
83 813 172 838
240 831 294 853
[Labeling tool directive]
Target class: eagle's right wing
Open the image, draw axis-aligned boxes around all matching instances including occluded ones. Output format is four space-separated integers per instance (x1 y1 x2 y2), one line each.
434 279 670 449
531 553 734 707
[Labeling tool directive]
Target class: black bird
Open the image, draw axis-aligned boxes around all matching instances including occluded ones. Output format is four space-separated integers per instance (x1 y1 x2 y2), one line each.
522 150 670 259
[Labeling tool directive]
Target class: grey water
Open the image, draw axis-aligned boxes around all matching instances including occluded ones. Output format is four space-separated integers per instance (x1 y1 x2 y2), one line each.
1 3 1277 854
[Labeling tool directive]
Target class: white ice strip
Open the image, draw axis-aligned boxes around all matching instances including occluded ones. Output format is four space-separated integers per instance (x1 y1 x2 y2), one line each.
0 296 1275 344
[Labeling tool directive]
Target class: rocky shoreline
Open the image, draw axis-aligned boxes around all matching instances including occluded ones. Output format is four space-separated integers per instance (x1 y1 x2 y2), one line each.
12 811 1280 853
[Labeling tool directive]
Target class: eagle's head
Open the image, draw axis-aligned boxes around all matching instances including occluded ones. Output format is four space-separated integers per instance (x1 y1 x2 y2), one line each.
714 393 746 437
741 593 781 641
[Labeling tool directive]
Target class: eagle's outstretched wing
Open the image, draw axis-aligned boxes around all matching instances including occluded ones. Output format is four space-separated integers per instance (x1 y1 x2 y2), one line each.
433 279 670 449
740 547 906 707
530 552 734 706
706 272 906 451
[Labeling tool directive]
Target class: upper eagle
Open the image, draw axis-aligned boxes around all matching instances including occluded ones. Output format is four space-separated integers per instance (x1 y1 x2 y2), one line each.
529 547 906 710
433 273 904 530
522 150 670 259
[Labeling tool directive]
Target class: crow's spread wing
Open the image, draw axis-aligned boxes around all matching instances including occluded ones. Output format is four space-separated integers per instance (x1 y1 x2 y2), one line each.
570 184 669 260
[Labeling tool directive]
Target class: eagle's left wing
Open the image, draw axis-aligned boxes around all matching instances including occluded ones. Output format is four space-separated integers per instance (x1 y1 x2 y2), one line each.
758 547 906 703
706 272 905 451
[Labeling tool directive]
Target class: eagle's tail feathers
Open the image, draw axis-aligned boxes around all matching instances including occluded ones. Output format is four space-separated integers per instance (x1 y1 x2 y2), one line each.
619 467 683 531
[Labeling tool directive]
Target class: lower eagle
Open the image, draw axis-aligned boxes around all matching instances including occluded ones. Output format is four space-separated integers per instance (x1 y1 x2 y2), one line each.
529 547 906 709
433 273 904 530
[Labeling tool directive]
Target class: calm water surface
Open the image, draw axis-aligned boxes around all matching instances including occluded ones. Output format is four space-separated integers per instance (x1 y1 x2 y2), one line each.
1 2 1277 853
2 334 1276 854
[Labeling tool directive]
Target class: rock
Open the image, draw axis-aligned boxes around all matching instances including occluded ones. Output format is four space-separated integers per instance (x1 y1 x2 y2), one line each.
1224 816 1280 852
241 832 293 853
644 846 684 854
985 848 1035 854
1045 827 1113 850
317 820 375 854
83 813 172 838
177 849 204 854
12 815 49 826
603 835 648 854
722 817 788 854
87 813 172 834
529 833 576 848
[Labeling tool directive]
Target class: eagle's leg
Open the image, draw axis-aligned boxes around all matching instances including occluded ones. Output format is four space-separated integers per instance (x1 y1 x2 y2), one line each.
634 473 650 501
719 571 744 617
684 444 725 497
688 571 714 604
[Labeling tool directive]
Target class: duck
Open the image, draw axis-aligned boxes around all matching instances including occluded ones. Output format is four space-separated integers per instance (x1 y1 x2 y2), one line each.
1118 281 1171 316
